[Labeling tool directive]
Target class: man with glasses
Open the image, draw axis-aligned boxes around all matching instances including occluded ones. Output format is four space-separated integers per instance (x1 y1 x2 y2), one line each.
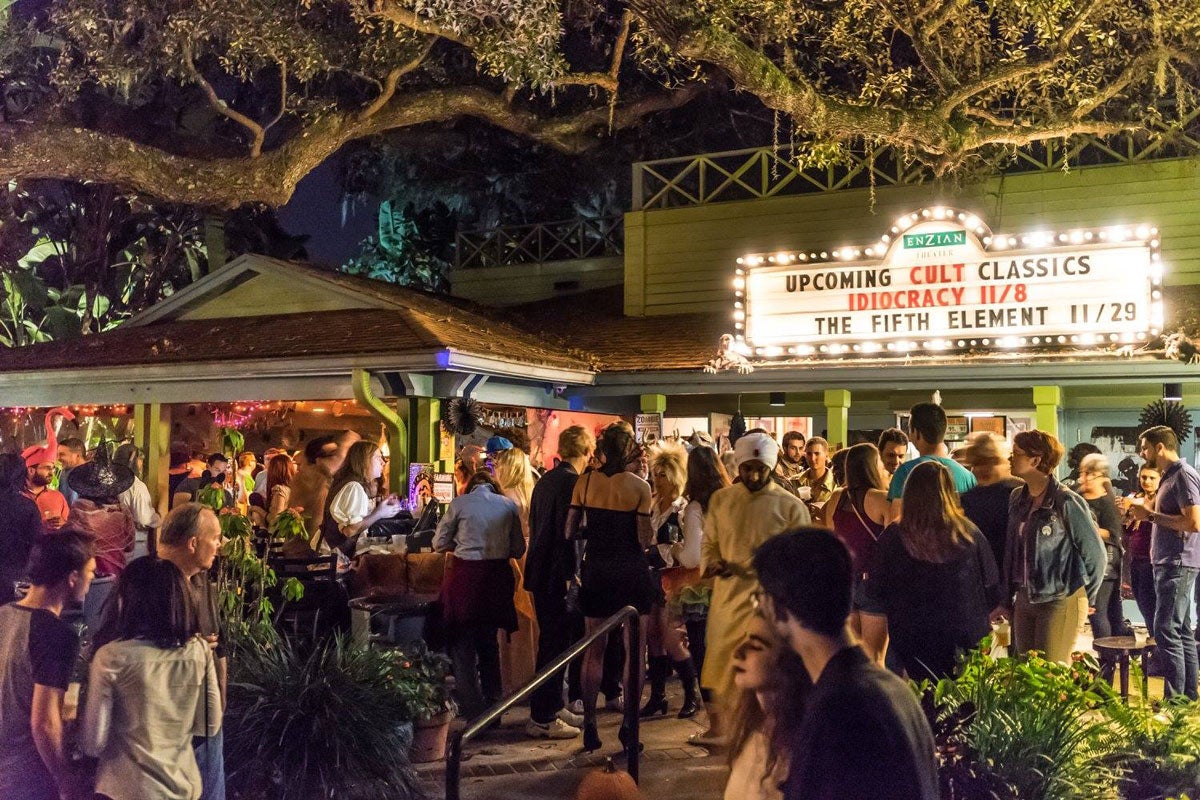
753 528 937 800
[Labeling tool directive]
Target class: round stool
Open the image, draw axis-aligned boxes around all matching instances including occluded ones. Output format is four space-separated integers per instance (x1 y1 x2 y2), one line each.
1092 635 1155 702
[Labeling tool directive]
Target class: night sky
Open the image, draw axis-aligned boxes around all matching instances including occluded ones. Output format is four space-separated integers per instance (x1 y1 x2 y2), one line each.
276 155 380 267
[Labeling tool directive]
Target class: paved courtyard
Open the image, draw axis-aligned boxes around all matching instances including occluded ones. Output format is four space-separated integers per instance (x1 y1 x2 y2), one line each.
418 698 724 800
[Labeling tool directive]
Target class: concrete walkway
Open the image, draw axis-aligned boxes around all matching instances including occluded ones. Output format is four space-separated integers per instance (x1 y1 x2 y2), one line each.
417 701 726 800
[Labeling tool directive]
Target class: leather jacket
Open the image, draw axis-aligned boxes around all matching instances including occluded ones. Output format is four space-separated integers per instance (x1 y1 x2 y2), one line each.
1004 476 1106 604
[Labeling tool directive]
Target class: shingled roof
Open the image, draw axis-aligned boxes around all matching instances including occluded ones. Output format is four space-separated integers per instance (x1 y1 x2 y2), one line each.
0 257 593 375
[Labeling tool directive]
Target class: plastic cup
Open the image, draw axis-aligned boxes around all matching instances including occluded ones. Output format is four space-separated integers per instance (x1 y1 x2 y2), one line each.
392 535 407 554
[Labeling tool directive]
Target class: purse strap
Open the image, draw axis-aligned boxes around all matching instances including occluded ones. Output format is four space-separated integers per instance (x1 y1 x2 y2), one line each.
846 491 880 543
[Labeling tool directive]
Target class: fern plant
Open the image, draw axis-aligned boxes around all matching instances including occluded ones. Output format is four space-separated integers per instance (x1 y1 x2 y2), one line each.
929 646 1124 800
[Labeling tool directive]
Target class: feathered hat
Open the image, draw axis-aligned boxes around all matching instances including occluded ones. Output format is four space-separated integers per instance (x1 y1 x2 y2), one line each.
22 407 75 468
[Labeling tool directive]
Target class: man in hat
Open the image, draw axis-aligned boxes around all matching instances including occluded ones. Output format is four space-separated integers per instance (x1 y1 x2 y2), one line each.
24 459 69 531
695 431 809 745
22 408 74 529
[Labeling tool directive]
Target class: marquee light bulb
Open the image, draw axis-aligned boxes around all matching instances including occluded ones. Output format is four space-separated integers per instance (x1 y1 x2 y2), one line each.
736 257 744 264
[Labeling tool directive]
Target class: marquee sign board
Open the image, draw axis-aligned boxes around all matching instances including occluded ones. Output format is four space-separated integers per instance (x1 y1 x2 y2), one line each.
733 207 1164 359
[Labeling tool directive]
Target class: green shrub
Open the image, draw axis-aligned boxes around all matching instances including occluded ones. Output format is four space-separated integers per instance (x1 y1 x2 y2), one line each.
224 634 424 800
928 645 1124 800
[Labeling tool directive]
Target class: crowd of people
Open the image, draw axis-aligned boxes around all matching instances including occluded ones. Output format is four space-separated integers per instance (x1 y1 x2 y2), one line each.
3 400 1200 800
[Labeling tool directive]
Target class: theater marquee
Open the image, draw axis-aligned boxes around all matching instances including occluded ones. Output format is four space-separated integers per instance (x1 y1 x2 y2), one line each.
732 207 1163 359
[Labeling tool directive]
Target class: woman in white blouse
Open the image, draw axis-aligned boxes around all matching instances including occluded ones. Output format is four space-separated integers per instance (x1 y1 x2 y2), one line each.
320 441 402 554
83 557 221 800
641 443 701 720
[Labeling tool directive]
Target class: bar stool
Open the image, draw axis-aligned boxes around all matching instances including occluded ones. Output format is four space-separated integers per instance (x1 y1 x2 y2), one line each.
1092 635 1155 702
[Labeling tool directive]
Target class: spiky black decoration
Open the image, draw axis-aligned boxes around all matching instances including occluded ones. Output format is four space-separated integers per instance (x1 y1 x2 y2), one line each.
440 397 482 436
729 412 747 446
1139 400 1192 444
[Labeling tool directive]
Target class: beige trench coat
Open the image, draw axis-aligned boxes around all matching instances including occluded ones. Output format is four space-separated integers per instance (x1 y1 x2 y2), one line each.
701 481 810 707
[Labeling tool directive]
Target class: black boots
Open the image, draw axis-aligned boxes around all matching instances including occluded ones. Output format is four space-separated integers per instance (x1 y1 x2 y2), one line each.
640 656 670 717
674 657 701 719
640 655 701 719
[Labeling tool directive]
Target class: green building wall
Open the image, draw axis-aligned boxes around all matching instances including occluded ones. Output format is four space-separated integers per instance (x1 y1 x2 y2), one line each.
624 157 1200 317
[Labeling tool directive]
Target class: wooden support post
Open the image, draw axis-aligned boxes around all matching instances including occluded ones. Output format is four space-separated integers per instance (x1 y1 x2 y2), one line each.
133 402 171 555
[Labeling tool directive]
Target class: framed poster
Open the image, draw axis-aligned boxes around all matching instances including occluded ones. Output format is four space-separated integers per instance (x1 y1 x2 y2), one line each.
635 413 662 446
970 416 1007 436
945 416 969 441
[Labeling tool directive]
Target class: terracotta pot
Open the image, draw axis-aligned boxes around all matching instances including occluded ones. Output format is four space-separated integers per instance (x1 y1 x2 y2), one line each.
410 711 452 763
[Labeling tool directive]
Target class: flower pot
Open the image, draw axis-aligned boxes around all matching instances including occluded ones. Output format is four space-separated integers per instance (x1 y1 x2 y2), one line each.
410 711 452 763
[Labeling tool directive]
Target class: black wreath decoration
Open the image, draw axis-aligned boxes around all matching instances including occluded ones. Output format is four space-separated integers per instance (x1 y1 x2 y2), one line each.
729 412 747 446
440 397 482 436
1139 400 1193 444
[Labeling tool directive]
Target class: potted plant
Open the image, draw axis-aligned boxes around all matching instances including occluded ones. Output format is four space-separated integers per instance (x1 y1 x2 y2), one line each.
384 644 456 763
225 633 422 799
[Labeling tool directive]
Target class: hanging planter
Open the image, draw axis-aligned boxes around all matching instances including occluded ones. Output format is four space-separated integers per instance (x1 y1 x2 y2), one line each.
440 397 482 436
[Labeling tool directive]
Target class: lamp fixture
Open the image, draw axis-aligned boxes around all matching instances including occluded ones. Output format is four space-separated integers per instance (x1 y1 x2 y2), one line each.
1164 383 1184 402
769 392 786 407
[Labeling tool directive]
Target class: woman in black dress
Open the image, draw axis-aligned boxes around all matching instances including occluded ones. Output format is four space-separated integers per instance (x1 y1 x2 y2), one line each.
865 460 1001 680
567 425 655 751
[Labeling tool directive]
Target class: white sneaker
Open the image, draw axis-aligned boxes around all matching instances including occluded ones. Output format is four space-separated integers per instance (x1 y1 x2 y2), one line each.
605 691 624 712
557 707 584 727
526 718 581 740
568 700 584 715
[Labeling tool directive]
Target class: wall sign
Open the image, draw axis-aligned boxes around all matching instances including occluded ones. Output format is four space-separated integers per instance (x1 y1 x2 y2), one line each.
733 207 1163 358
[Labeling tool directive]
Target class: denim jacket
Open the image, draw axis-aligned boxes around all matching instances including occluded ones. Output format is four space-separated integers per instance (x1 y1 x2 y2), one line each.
1004 477 1106 604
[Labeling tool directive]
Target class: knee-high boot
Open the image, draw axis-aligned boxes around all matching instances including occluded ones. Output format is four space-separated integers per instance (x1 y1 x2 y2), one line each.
673 657 700 719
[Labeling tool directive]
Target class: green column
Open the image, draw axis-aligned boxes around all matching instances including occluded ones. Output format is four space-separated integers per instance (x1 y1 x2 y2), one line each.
351 369 408 495
1033 385 1062 439
639 394 667 414
406 397 444 471
133 402 170 555
824 389 851 449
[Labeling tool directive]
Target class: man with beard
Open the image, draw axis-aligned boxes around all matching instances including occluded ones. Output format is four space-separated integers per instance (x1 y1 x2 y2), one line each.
695 431 809 745
24 454 69 530
775 430 807 489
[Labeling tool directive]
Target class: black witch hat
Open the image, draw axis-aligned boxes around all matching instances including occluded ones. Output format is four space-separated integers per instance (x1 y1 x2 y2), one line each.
66 439 135 501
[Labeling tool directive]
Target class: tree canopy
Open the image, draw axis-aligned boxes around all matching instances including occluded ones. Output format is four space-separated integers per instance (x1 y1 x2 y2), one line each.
0 0 1197 208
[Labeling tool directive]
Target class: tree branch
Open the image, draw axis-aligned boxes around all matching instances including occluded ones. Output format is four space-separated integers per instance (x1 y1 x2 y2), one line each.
368 1 476 47
358 36 437 120
0 84 702 208
550 9 633 93
182 42 267 158
937 56 1064 118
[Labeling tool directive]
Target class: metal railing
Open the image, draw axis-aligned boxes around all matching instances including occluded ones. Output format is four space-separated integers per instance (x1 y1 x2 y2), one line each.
445 605 641 800
453 216 624 269
631 107 1200 210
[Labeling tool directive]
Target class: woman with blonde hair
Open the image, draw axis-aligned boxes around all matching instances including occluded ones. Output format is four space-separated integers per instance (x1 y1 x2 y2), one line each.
864 460 1001 679
641 442 701 719
492 446 540 692
1078 452 1130 677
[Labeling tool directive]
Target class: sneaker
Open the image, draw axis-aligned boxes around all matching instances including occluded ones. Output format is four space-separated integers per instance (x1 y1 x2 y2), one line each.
605 691 625 712
568 699 584 715
557 707 584 727
526 718 581 740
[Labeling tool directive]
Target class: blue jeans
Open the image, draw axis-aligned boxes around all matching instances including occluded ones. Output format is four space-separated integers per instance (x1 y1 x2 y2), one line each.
194 728 226 800
1152 564 1199 700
